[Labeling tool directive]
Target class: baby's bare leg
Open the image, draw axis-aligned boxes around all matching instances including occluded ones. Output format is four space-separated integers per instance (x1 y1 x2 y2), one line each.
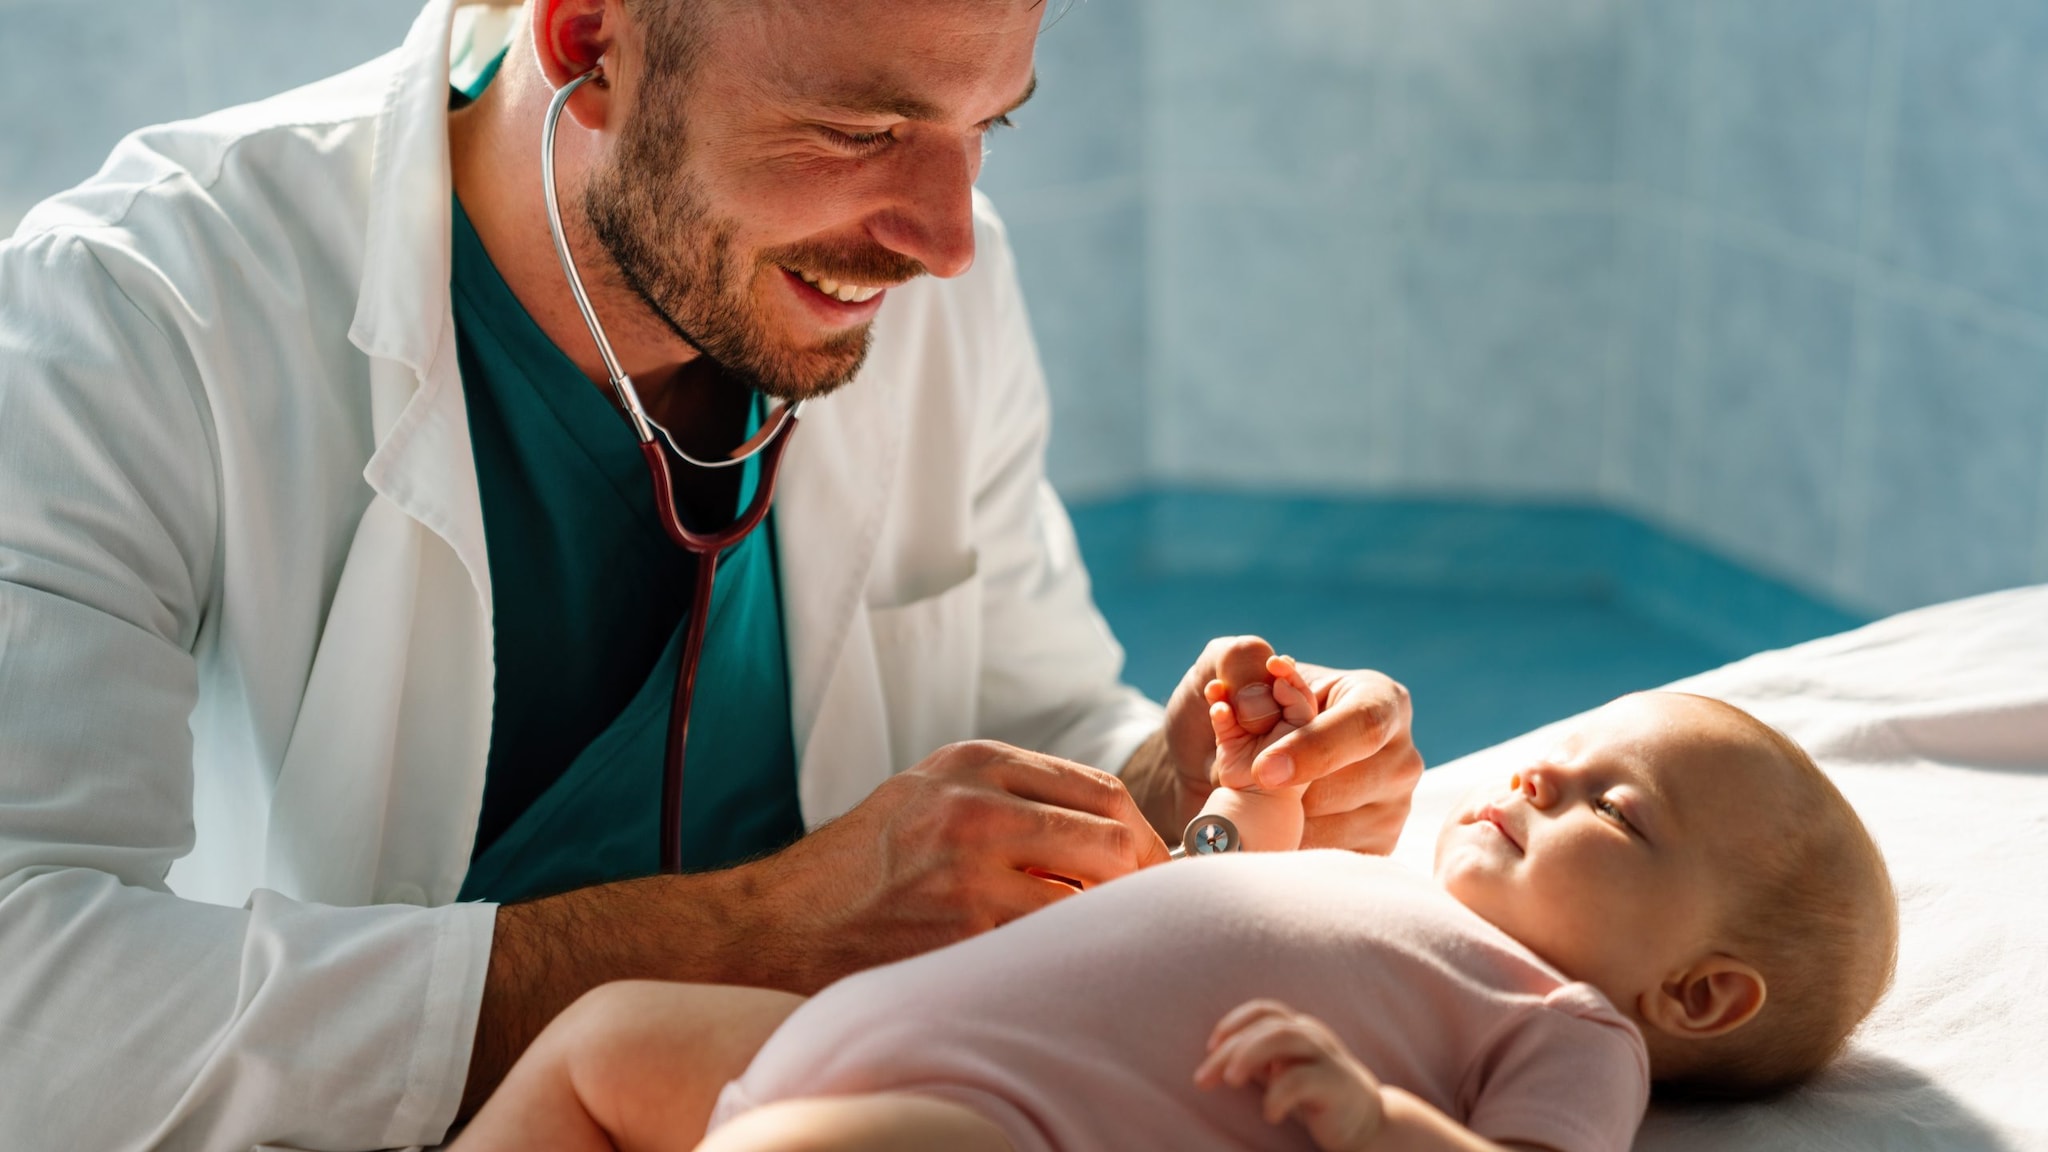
695 1093 1014 1152
453 981 804 1152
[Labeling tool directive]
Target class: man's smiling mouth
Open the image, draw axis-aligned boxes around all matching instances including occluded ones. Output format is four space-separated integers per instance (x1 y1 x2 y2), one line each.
787 266 886 304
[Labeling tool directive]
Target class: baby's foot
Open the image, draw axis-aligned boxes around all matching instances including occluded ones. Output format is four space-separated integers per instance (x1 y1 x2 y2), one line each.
1208 655 1317 791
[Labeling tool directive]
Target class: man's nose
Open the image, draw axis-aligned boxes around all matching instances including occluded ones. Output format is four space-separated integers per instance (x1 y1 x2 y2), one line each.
870 138 979 280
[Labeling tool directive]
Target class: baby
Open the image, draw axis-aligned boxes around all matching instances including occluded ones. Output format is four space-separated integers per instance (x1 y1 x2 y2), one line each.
455 670 1898 1152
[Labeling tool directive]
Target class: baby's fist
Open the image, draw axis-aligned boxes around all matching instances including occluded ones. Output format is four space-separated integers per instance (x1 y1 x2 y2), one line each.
1208 654 1318 791
1194 999 1385 1152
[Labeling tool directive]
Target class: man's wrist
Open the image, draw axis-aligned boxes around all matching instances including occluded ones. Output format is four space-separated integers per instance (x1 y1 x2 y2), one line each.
461 866 770 1118
1122 728 1197 841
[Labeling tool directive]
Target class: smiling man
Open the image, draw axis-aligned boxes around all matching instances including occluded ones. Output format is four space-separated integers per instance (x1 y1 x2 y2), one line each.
0 1 1422 1148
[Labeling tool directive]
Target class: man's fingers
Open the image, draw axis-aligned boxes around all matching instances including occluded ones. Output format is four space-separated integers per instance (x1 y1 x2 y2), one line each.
914 743 1173 879
1300 796 1415 854
1299 744 1427 818
974 867 1087 929
1249 678 1412 788
994 799 1171 884
976 744 1161 833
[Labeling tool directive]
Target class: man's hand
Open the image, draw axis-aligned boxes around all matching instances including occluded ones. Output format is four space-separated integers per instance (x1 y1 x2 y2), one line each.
733 740 1172 985
1196 999 1387 1152
464 741 1169 1115
1126 636 1424 852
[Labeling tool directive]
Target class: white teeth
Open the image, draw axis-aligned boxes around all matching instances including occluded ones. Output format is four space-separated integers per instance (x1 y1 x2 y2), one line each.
790 267 885 305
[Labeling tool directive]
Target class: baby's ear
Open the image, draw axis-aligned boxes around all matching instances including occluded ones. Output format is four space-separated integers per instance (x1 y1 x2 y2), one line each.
1639 955 1766 1041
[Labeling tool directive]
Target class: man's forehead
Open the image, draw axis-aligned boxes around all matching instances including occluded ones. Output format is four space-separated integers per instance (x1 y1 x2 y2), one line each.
717 0 1042 114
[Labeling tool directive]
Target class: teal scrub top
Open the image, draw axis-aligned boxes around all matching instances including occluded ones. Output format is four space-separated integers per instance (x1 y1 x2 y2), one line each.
448 197 803 905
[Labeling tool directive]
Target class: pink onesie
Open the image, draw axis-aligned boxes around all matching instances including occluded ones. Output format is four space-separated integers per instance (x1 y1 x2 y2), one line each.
712 851 1648 1152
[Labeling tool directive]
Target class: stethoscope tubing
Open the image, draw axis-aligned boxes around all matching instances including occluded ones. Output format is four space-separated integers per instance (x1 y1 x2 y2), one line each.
543 65 803 874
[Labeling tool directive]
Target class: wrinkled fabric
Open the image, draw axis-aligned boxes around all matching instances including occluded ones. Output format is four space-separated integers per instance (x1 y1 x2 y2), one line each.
715 853 1648 1152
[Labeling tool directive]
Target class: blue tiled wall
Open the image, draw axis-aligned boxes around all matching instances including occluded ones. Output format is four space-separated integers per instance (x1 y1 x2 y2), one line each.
0 0 426 228
1613 0 2048 615
988 0 2048 618
974 0 1148 498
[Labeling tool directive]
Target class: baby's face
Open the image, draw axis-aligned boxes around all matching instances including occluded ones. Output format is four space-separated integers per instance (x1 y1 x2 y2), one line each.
1433 693 1787 1010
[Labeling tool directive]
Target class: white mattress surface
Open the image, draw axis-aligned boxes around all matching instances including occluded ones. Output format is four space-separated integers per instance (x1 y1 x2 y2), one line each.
1391 584 2048 1151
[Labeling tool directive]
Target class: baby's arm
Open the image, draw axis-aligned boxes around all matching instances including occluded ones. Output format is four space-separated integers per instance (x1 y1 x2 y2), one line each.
1196 1000 1562 1152
450 981 804 1152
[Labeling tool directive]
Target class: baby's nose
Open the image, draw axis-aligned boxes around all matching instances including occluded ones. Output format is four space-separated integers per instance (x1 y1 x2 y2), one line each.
1512 769 1556 808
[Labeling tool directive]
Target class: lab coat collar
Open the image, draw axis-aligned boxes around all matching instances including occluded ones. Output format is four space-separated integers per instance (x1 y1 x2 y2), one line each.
347 0 457 379
345 0 493 616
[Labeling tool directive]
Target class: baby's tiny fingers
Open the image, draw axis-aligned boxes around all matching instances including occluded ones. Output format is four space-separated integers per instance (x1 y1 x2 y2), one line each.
1208 999 1299 1048
1260 1062 1336 1126
1219 1020 1322 1088
1210 699 1244 742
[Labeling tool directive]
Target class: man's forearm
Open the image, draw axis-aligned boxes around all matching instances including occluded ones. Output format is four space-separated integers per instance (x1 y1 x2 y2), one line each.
462 866 793 1117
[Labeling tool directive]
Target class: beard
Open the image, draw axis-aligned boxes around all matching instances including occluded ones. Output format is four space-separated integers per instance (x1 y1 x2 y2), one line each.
583 90 926 402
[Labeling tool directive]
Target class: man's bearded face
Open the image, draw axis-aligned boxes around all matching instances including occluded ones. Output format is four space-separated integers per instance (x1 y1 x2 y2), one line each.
573 0 1041 404
583 89 924 403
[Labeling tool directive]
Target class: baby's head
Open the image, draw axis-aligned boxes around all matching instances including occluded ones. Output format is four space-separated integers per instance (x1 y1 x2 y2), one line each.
1433 692 1897 1098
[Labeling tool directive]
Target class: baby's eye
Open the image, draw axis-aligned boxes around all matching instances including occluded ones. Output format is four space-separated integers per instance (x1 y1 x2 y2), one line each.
1594 795 1637 833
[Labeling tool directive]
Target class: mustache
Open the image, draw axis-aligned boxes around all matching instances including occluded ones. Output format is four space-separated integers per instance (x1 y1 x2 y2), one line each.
766 240 927 287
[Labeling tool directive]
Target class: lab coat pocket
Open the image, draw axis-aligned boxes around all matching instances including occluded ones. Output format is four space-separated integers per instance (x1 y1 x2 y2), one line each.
866 555 982 774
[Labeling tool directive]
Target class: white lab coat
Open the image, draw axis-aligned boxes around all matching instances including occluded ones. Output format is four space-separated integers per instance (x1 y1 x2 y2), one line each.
0 2 1161 1148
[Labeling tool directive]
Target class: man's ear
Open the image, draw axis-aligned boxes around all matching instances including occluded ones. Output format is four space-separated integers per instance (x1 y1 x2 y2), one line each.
1638 955 1766 1040
531 0 617 128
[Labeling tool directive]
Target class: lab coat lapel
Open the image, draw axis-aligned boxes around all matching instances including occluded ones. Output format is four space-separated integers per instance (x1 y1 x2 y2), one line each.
267 0 495 906
777 346 905 826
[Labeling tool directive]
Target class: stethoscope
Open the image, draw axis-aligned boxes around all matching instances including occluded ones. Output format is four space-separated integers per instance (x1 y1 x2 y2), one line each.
1170 813 1241 859
543 68 804 875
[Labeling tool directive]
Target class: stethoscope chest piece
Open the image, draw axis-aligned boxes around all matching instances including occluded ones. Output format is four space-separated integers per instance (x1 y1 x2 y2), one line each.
1170 812 1243 860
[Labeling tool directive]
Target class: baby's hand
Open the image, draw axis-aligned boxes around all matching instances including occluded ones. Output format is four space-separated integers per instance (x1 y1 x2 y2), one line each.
1208 655 1318 791
1195 999 1386 1152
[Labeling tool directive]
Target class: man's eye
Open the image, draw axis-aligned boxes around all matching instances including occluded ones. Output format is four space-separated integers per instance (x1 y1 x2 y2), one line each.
822 126 896 154
980 113 1016 134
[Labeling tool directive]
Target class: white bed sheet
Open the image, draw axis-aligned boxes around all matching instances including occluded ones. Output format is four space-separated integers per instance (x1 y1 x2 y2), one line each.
1390 584 2048 1152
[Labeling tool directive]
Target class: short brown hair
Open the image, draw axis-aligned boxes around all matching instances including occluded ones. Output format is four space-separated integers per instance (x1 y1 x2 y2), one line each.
1661 703 1899 1099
